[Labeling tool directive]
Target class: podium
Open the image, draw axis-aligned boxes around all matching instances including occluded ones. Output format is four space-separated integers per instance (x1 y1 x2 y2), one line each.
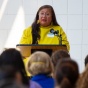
16 44 67 58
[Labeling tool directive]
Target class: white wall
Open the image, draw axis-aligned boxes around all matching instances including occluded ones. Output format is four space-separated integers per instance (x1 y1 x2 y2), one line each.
0 0 88 72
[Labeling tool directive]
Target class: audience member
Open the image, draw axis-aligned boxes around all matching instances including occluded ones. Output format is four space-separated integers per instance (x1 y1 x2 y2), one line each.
76 54 88 88
26 51 55 88
55 59 79 88
51 50 70 67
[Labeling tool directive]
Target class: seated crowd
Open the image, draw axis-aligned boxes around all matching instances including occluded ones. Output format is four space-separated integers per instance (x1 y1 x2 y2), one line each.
0 48 87 88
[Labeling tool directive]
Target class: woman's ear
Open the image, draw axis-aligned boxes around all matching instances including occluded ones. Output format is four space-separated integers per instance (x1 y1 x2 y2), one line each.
37 20 40 24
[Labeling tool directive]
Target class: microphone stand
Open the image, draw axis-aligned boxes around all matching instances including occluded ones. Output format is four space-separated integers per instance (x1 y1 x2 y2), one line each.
59 34 62 45
55 33 62 45
50 29 62 45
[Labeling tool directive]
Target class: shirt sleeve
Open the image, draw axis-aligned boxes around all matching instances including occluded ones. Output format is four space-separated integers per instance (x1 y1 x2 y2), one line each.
60 27 70 52
19 27 32 44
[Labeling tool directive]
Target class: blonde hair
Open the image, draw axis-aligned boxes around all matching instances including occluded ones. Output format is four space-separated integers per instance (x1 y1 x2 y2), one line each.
26 51 54 75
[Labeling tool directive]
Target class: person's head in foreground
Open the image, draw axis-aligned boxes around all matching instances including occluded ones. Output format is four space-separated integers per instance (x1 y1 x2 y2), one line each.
51 50 70 67
26 51 54 75
0 48 29 86
55 59 79 88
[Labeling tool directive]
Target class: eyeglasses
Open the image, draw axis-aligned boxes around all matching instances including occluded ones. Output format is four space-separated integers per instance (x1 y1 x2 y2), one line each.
39 12 52 17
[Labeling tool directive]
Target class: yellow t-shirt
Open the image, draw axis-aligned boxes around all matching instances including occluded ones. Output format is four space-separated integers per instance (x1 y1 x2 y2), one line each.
20 25 70 51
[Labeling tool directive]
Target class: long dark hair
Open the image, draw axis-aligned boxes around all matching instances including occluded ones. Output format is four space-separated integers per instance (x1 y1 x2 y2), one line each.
0 48 29 86
32 5 60 44
55 59 79 88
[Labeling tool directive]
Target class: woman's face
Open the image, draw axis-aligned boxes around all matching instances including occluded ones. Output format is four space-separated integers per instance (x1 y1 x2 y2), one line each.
38 8 52 27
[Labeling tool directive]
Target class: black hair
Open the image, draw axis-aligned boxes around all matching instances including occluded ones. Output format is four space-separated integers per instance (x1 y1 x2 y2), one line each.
85 55 88 66
0 48 29 86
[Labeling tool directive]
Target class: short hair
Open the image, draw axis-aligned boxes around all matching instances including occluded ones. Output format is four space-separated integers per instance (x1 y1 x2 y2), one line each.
51 50 70 67
55 59 79 88
85 55 88 66
26 51 54 75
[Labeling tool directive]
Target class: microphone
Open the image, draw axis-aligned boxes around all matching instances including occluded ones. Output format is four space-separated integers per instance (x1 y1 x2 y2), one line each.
50 29 62 45
50 29 59 35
